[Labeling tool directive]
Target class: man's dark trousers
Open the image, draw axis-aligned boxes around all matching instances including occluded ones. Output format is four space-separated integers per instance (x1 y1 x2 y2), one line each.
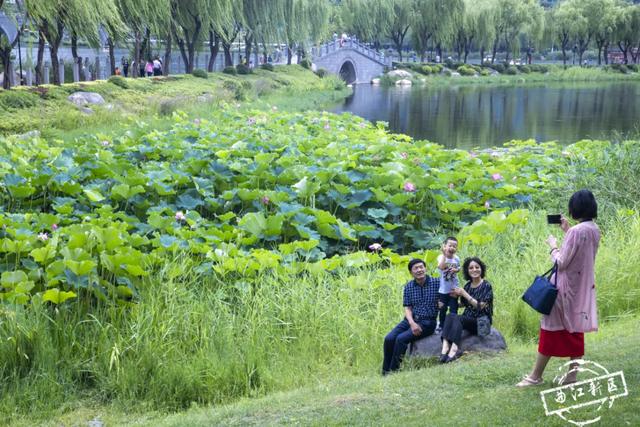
382 317 436 374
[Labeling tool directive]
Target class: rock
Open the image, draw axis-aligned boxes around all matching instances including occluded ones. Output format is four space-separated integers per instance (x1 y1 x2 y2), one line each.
197 93 215 103
409 327 507 358
388 69 412 78
451 72 461 77
16 130 41 140
68 91 105 106
371 78 381 85
395 79 412 86
79 107 94 115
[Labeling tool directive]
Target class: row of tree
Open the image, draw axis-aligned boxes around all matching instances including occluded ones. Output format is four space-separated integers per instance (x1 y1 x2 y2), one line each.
0 0 332 89
340 0 640 67
1 0 640 90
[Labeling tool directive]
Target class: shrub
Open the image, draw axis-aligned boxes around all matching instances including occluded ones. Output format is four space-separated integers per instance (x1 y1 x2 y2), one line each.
479 68 491 76
528 64 549 73
300 58 312 69
517 65 531 74
315 68 328 78
505 66 518 75
261 63 275 71
442 68 452 77
222 66 237 75
236 63 252 75
431 64 444 73
456 65 476 76
107 75 129 89
192 68 208 79
606 64 628 74
490 63 505 73
627 64 638 72
420 65 433 75
0 90 39 110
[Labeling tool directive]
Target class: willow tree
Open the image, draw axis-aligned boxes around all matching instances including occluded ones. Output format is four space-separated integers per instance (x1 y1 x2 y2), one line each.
171 0 231 73
549 1 573 66
413 0 463 61
341 0 390 50
589 0 618 65
473 0 496 64
214 0 242 67
0 0 24 89
26 0 103 84
387 0 412 61
613 2 640 64
116 0 167 77
492 0 543 63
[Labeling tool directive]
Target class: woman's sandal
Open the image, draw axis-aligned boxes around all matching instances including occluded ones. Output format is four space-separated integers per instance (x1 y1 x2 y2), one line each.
516 375 544 387
445 351 463 363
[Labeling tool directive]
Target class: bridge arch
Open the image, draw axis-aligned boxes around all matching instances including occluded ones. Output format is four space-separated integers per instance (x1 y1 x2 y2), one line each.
338 59 357 84
312 40 390 84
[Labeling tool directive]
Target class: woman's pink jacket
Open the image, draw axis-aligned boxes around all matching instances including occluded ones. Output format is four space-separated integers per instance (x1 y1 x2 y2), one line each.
542 220 600 333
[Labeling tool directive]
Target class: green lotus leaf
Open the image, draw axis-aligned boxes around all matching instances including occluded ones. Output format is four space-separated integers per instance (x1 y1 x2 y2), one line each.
367 208 389 219
1 270 28 288
64 260 96 276
84 188 105 202
239 212 267 237
42 288 77 304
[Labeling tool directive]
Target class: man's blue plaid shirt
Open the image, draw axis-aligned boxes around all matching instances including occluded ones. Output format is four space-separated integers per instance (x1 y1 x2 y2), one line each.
402 277 439 321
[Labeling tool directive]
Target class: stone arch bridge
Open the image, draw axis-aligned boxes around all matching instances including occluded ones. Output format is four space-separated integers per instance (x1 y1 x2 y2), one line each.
311 40 390 85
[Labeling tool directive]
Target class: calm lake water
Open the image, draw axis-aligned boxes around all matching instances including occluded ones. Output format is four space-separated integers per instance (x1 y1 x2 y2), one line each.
332 82 640 149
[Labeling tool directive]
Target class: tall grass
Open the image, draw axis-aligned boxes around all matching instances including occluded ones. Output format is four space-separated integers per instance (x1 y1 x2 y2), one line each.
1 209 638 423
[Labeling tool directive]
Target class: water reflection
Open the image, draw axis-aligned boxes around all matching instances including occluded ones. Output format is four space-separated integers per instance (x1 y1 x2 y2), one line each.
333 82 640 149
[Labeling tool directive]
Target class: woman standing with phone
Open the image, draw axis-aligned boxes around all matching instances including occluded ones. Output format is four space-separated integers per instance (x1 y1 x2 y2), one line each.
517 189 600 387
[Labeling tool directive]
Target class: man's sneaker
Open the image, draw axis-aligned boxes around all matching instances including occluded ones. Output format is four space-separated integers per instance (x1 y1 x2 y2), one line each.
435 325 442 334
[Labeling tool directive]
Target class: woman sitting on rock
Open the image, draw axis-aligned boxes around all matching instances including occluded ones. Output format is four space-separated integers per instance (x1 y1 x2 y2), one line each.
439 257 494 363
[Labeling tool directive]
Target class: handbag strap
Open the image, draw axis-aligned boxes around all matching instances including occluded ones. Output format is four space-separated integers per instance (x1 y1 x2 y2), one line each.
541 262 558 286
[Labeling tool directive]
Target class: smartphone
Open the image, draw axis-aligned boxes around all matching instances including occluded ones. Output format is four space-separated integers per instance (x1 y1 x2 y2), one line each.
547 214 562 224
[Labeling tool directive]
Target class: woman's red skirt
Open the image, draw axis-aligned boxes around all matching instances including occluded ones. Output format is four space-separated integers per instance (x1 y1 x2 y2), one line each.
538 328 584 357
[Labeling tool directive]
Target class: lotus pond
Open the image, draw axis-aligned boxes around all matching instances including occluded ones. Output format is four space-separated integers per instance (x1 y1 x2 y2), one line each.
1 106 625 306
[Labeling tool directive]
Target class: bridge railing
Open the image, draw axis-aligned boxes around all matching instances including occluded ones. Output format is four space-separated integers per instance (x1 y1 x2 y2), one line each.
312 39 390 66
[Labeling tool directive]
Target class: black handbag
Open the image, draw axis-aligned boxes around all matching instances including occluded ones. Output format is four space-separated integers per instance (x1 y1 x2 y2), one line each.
476 315 491 337
522 263 558 315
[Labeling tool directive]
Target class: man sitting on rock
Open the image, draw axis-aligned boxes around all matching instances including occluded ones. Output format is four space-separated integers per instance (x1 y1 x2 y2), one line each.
382 258 439 375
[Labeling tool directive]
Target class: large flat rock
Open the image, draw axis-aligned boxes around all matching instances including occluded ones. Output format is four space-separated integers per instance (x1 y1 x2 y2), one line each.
409 327 507 357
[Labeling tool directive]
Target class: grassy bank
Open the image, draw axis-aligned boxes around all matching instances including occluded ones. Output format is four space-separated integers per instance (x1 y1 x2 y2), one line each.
0 65 349 138
6 315 639 426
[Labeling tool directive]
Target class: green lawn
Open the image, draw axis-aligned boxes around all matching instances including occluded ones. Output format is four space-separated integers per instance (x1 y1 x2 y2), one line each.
12 316 638 426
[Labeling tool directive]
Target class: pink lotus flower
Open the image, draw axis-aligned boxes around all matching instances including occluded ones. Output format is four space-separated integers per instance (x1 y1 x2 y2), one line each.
175 211 186 221
193 118 201 125
51 224 58 231
247 117 256 125
400 152 408 159
369 243 382 251
358 122 366 128
323 123 331 130
261 196 270 205
403 182 416 192
484 201 491 209
101 140 110 147
491 173 503 181
37 232 49 242
272 106 278 111
469 151 478 158
448 183 455 189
